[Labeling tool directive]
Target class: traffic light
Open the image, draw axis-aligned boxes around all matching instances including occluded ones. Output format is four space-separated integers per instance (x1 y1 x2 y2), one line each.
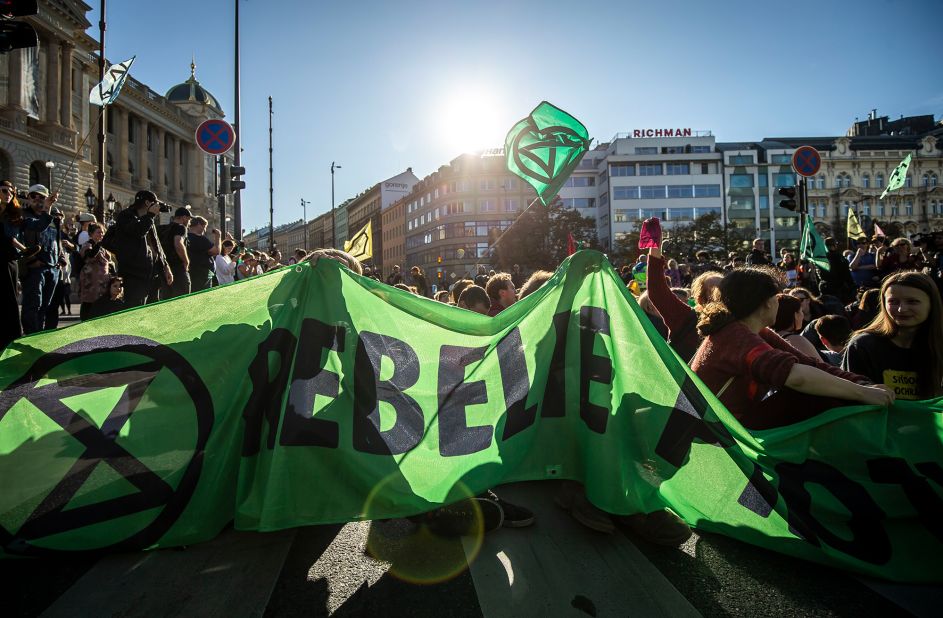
219 162 246 194
778 186 798 211
0 0 39 54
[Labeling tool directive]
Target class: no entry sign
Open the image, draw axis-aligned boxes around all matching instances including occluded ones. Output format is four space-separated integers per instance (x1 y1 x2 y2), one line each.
792 146 821 178
196 119 236 156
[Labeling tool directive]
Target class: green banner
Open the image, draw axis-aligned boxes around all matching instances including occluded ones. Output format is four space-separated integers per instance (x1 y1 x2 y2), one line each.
0 252 940 583
800 214 830 271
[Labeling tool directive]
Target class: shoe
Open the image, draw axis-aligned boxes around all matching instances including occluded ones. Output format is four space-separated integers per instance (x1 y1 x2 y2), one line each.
425 498 504 537
481 489 535 528
617 509 692 547
554 481 614 534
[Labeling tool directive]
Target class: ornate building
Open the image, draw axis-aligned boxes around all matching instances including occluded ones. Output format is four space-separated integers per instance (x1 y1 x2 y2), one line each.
0 1 229 227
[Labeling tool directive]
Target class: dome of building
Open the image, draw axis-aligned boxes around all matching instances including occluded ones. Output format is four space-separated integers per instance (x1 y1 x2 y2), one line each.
165 60 222 113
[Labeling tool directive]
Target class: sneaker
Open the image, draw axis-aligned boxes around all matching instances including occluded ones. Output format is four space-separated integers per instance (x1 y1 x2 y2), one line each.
481 489 535 528
554 481 614 534
425 498 504 537
617 509 692 547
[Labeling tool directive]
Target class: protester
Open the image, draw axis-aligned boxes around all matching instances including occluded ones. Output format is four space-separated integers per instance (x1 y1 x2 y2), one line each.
484 272 516 316
746 238 771 266
473 264 489 288
19 184 62 333
843 271 943 400
518 270 553 299
666 258 682 288
434 290 450 303
637 291 669 341
237 252 263 280
511 263 525 288
214 239 238 285
772 294 821 359
187 217 220 292
691 267 893 430
848 288 881 329
410 265 429 297
458 285 490 314
814 315 853 366
450 278 474 305
879 237 923 275
109 191 172 307
819 237 856 303
787 286 818 326
631 254 647 290
387 264 403 285
44 208 73 330
0 180 24 348
849 236 879 289
778 252 798 288
78 223 113 321
159 207 192 299
90 275 126 318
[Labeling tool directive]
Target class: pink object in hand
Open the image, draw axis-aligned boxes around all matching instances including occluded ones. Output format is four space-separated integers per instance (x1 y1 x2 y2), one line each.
638 217 662 249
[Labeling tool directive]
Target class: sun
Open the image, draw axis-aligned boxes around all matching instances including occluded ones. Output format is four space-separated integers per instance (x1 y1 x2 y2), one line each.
436 89 506 155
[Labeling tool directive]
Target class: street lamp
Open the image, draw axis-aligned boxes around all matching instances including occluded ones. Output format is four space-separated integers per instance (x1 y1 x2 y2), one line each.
84 187 96 211
106 193 116 220
331 161 341 248
45 160 55 190
301 198 310 250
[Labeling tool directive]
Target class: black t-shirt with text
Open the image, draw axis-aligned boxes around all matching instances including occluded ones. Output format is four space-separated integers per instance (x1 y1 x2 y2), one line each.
842 333 924 400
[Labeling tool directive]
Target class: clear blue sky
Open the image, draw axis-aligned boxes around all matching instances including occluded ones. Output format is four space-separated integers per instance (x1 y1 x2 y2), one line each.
90 0 942 233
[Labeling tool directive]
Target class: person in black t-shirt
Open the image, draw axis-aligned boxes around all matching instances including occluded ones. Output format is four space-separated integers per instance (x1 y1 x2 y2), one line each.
187 216 220 292
160 207 192 299
843 271 943 400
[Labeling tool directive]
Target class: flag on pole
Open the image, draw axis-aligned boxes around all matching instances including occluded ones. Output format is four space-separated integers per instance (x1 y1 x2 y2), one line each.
846 208 863 239
343 220 373 262
880 153 912 200
505 101 590 206
567 232 576 256
873 221 886 237
800 214 830 271
89 57 136 107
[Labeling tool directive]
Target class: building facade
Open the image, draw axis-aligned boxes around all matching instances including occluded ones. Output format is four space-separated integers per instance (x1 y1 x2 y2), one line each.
381 196 406 276
0 1 228 228
343 168 418 273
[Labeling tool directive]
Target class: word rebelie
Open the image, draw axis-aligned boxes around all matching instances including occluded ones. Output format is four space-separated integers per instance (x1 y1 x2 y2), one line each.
632 128 693 138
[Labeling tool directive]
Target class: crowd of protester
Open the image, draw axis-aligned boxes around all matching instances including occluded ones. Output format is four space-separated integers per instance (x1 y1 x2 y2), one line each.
2 186 940 545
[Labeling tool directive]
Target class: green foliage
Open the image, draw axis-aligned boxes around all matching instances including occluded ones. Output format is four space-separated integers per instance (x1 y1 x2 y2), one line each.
492 197 598 271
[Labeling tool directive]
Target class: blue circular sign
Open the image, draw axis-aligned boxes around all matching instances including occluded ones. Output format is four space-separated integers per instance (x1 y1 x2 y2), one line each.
195 119 235 155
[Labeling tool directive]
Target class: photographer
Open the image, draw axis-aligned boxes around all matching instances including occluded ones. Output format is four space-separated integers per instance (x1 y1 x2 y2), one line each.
109 190 173 307
19 184 62 333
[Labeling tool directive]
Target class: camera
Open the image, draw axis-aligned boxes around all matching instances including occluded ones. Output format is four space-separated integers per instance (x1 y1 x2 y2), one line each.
158 201 172 213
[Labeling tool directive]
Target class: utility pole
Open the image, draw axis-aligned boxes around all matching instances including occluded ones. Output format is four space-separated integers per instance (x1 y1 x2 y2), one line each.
331 161 341 248
301 198 309 251
233 0 242 240
268 96 274 251
95 0 106 224
217 155 225 237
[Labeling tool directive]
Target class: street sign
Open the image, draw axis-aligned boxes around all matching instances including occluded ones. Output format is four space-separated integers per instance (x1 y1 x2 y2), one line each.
195 119 235 155
792 145 821 178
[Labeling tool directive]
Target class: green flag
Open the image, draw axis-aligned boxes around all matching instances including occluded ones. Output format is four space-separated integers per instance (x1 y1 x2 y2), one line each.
0 254 940 583
800 214 830 271
880 153 912 199
505 101 590 205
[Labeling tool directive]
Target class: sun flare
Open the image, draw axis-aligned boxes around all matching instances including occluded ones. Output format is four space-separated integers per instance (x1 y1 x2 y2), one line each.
436 89 506 155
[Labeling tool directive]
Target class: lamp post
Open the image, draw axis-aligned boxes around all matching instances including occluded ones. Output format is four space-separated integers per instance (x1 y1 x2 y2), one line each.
330 161 341 248
301 197 310 251
84 187 96 211
106 193 116 221
96 0 107 225
45 160 55 190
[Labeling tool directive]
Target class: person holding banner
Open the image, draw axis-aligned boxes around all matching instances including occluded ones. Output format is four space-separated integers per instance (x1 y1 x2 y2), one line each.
692 268 894 430
842 271 943 401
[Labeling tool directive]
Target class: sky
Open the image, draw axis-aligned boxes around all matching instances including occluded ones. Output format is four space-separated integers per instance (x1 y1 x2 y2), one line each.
89 0 943 233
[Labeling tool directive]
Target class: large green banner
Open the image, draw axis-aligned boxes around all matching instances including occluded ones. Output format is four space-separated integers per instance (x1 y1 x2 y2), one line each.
0 252 940 582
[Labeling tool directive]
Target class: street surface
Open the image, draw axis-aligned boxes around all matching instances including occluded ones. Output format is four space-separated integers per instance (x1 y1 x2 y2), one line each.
4 481 939 617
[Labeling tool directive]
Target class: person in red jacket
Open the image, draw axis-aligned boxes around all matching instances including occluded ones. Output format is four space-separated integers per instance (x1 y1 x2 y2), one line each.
691 267 894 430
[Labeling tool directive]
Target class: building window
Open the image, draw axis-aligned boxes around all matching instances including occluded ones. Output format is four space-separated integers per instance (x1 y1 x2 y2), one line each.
639 163 662 176
929 173 938 187
905 200 913 216
562 198 595 209
816 175 825 189
862 174 870 188
691 146 711 153
668 208 694 221
730 174 754 188
729 155 754 165
666 163 690 175
563 176 595 187
147 127 153 151
876 174 884 188
635 147 657 155
862 201 871 215
479 199 497 212
774 173 796 187
667 185 693 198
613 186 639 200
503 199 518 212
770 154 792 164
611 163 635 176
614 209 636 223
878 203 885 216
905 175 912 188
600 192 609 206
693 184 721 198
891 204 899 216
639 185 666 199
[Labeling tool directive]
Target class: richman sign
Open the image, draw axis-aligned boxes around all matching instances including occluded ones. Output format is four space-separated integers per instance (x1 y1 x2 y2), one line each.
633 128 693 138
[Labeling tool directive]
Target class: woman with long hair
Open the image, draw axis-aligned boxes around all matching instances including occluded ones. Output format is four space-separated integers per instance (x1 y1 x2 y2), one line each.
847 288 881 330
842 271 943 400
78 223 113 321
772 293 821 358
691 267 894 429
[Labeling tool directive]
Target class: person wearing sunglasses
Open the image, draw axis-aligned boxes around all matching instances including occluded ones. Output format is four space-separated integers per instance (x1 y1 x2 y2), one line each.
19 184 61 334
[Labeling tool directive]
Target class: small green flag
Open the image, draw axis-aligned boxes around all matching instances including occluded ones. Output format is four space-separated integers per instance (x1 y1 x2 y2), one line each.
505 101 590 205
880 153 912 199
801 214 830 271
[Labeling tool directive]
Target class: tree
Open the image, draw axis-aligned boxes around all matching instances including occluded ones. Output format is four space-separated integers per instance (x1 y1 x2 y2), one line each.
491 197 598 271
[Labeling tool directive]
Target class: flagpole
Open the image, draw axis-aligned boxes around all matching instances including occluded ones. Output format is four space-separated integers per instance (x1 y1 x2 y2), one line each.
486 195 541 253
54 106 106 198
95 0 106 223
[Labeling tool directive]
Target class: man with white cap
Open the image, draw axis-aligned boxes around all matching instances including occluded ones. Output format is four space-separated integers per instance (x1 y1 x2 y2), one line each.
20 184 62 333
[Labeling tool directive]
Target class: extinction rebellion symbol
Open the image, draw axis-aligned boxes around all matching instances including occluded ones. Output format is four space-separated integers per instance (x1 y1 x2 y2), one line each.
0 335 213 555
511 121 588 186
